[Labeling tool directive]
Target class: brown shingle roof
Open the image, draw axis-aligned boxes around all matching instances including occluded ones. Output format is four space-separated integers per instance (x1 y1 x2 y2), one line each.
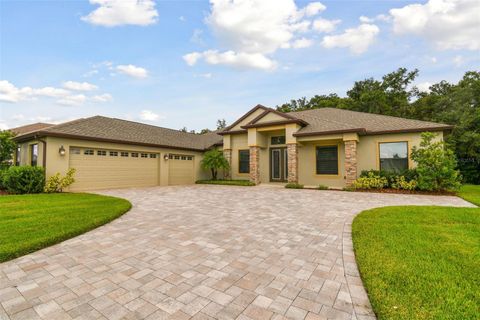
9 123 54 136
14 116 223 151
288 108 452 136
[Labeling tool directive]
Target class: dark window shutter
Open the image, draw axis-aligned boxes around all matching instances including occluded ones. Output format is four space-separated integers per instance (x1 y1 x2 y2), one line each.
316 146 338 175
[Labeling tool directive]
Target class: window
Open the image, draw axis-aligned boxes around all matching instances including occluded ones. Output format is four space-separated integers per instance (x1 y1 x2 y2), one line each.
110 151 118 157
379 142 408 172
16 146 21 166
84 149 94 155
187 156 193 160
30 144 38 166
174 155 180 160
181 156 187 160
150 154 157 159
239 150 250 174
141 153 148 158
271 136 286 145
121 152 129 157
97 150 107 156
131 153 139 158
316 146 338 175
70 148 81 155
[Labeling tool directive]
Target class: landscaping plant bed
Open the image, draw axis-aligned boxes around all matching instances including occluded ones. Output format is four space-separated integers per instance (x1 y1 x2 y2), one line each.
196 179 255 186
352 188 456 196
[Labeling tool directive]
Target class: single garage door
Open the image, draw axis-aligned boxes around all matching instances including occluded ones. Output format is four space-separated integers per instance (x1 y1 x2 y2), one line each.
69 147 160 191
168 154 195 185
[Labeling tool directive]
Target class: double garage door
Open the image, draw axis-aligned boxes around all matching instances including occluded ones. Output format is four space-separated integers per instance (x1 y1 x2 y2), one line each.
69 147 194 191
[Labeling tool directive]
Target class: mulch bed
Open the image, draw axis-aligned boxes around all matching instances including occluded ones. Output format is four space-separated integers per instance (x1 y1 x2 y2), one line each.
352 188 456 196
0 189 9 196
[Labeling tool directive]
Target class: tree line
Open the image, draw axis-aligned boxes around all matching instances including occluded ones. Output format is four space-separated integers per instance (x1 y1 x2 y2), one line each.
276 69 480 184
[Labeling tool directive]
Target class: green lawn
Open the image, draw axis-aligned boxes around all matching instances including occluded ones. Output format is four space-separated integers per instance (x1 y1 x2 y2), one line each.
352 185 480 320
0 193 131 262
458 184 480 206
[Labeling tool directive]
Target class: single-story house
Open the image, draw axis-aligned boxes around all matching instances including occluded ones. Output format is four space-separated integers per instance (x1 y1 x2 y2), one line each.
12 105 452 191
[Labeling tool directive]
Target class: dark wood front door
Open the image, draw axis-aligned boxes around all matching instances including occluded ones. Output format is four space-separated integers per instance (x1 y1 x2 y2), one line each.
270 148 288 182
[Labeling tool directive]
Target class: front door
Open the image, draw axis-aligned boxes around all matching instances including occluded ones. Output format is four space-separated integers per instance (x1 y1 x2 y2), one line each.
270 148 288 182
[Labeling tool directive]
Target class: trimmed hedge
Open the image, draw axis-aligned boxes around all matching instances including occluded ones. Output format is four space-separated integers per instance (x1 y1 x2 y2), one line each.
195 179 255 186
285 183 304 189
2 166 45 194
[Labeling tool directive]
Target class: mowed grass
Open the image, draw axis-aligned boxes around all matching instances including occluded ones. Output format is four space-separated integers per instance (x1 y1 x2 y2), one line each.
352 200 480 319
0 193 131 262
458 184 480 206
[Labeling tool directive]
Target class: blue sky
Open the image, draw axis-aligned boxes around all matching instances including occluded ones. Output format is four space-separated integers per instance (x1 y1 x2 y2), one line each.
0 0 478 131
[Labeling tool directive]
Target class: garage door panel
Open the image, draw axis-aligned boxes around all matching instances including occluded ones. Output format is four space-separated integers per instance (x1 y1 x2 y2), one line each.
69 148 159 191
168 154 195 185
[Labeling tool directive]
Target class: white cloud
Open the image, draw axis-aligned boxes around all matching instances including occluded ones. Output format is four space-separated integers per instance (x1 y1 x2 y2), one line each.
82 0 158 27
0 80 110 106
184 0 327 70
0 80 32 103
57 94 87 106
0 122 8 130
116 64 148 78
321 23 380 54
63 81 98 91
291 38 313 49
185 50 277 71
359 16 373 23
139 110 161 121
417 82 432 92
390 0 480 50
91 93 113 102
83 69 99 77
183 52 203 66
300 2 326 17
312 18 341 33
179 16 186 22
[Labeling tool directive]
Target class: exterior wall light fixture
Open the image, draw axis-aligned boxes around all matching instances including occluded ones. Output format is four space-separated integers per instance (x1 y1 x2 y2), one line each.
59 145 66 156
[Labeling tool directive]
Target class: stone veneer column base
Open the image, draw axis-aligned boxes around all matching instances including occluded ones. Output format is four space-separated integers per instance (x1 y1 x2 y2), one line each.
287 143 298 183
344 140 358 186
249 146 260 185
223 149 232 179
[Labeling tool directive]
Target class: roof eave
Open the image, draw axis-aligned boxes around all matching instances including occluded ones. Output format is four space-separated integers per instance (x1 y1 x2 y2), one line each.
14 131 206 152
363 126 454 135
293 128 366 137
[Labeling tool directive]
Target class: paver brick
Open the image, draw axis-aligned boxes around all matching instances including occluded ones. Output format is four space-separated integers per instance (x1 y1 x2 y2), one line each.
0 185 473 320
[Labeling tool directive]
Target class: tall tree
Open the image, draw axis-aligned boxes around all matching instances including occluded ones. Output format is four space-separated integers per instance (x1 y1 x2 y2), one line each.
216 119 227 130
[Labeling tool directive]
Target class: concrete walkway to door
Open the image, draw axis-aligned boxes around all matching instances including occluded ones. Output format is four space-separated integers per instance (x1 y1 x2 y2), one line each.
0 185 474 320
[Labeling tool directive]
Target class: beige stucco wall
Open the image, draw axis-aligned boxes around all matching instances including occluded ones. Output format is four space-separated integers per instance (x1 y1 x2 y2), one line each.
16 139 45 167
229 133 250 180
297 140 346 188
229 108 265 131
16 136 209 190
356 131 444 173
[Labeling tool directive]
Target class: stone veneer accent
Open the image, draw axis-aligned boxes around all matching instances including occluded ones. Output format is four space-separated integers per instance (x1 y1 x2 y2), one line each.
344 140 358 186
249 146 260 185
223 149 232 179
287 143 298 183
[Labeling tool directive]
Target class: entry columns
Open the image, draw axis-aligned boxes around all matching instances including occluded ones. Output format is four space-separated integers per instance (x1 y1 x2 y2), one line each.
249 146 260 185
287 143 298 183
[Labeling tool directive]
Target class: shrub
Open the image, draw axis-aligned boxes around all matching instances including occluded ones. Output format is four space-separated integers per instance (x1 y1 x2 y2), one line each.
44 168 76 193
0 168 6 190
360 169 418 188
391 176 418 191
195 179 255 186
285 183 304 189
411 132 462 192
201 149 230 180
353 172 388 189
318 184 329 190
2 166 45 194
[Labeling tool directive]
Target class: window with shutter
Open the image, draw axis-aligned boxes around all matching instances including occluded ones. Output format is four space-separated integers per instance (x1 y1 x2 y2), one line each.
316 146 338 175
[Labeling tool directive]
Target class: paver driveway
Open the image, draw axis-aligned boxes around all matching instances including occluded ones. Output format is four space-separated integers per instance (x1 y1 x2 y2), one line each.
0 185 474 320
